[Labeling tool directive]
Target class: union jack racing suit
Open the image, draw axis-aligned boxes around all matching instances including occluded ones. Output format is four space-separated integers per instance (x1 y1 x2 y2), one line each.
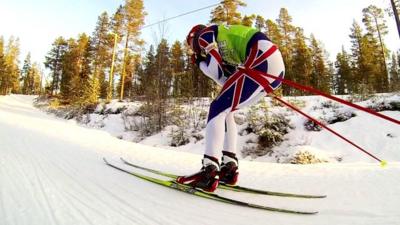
194 24 285 158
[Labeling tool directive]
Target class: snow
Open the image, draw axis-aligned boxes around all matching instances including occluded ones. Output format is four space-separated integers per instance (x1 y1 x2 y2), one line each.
1 94 400 225
61 94 400 164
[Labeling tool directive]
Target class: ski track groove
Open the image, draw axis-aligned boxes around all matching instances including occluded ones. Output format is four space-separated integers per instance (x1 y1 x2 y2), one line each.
33 152 151 225
28 136 163 225
19 133 61 225
56 157 163 224
0 124 148 224
31 162 61 225
0 158 10 225
29 154 96 225
2 144 49 225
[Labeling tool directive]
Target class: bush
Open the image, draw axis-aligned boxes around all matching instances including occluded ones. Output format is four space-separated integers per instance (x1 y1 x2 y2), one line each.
257 117 289 149
49 98 61 109
349 92 374 103
191 132 204 142
167 103 207 146
242 104 291 157
185 104 208 131
290 151 328 164
321 100 339 109
169 126 191 147
288 99 306 109
135 103 161 136
305 100 357 132
121 109 140 132
242 145 272 158
327 111 356 124
366 99 400 112
168 105 187 128
390 101 400 111
234 111 246 126
304 120 323 131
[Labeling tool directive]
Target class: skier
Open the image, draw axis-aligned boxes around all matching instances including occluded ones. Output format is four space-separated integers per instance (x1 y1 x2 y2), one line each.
176 24 285 192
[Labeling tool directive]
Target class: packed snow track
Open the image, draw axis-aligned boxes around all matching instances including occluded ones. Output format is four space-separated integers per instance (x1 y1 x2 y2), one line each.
1 95 399 225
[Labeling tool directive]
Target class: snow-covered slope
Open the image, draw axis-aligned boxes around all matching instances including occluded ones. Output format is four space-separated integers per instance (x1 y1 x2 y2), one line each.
55 94 400 164
1 95 400 225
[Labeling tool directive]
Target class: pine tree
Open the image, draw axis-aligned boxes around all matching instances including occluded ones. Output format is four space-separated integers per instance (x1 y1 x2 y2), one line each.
362 5 389 93
277 8 295 48
119 0 146 100
389 52 400 91
44 37 68 95
92 12 113 99
210 0 246 25
155 39 172 100
334 47 352 94
276 8 296 95
141 45 157 90
265 19 282 46
132 56 143 96
60 38 78 101
1 37 21 95
0 37 6 95
31 63 42 95
21 53 32 94
181 44 195 98
255 15 266 31
291 28 312 95
111 5 125 38
185 50 199 97
241 14 256 27
349 21 375 94
142 45 156 97
22 62 42 95
59 34 93 104
81 72 100 107
170 41 186 97
117 53 140 99
77 34 96 106
309 34 331 93
108 5 125 100
141 45 159 133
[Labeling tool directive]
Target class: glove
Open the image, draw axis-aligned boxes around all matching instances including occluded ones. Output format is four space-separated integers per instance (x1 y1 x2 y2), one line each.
191 54 206 67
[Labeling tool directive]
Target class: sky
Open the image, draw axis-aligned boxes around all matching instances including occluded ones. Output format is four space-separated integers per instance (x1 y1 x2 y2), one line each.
0 0 399 70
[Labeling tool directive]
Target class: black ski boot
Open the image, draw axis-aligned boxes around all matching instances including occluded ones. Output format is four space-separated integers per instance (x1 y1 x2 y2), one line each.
219 151 239 186
176 155 220 192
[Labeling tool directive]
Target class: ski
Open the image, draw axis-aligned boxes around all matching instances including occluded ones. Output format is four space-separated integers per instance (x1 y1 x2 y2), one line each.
104 158 318 215
120 157 326 199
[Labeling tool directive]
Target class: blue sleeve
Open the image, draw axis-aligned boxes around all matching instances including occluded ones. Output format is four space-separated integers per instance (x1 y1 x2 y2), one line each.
197 25 226 85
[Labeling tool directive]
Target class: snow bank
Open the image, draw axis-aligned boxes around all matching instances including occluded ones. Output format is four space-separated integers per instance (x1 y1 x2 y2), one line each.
36 93 400 164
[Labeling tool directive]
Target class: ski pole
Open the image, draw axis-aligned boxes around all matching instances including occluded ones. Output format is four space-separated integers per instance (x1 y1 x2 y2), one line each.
237 66 389 167
254 70 400 126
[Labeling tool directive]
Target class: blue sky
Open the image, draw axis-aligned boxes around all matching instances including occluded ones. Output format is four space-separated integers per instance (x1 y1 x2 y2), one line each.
0 0 398 68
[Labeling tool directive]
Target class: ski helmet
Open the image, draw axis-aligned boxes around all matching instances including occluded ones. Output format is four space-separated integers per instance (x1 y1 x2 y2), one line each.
186 24 206 52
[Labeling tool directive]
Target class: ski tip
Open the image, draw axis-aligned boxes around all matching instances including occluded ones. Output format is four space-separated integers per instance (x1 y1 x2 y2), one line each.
380 160 388 168
313 195 327 199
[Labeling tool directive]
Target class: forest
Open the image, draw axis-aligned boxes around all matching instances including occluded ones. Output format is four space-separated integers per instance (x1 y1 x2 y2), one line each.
1 0 399 105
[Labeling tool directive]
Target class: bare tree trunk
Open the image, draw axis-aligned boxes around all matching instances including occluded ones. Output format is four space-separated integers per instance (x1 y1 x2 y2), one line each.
391 0 400 39
120 32 130 101
373 16 389 92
